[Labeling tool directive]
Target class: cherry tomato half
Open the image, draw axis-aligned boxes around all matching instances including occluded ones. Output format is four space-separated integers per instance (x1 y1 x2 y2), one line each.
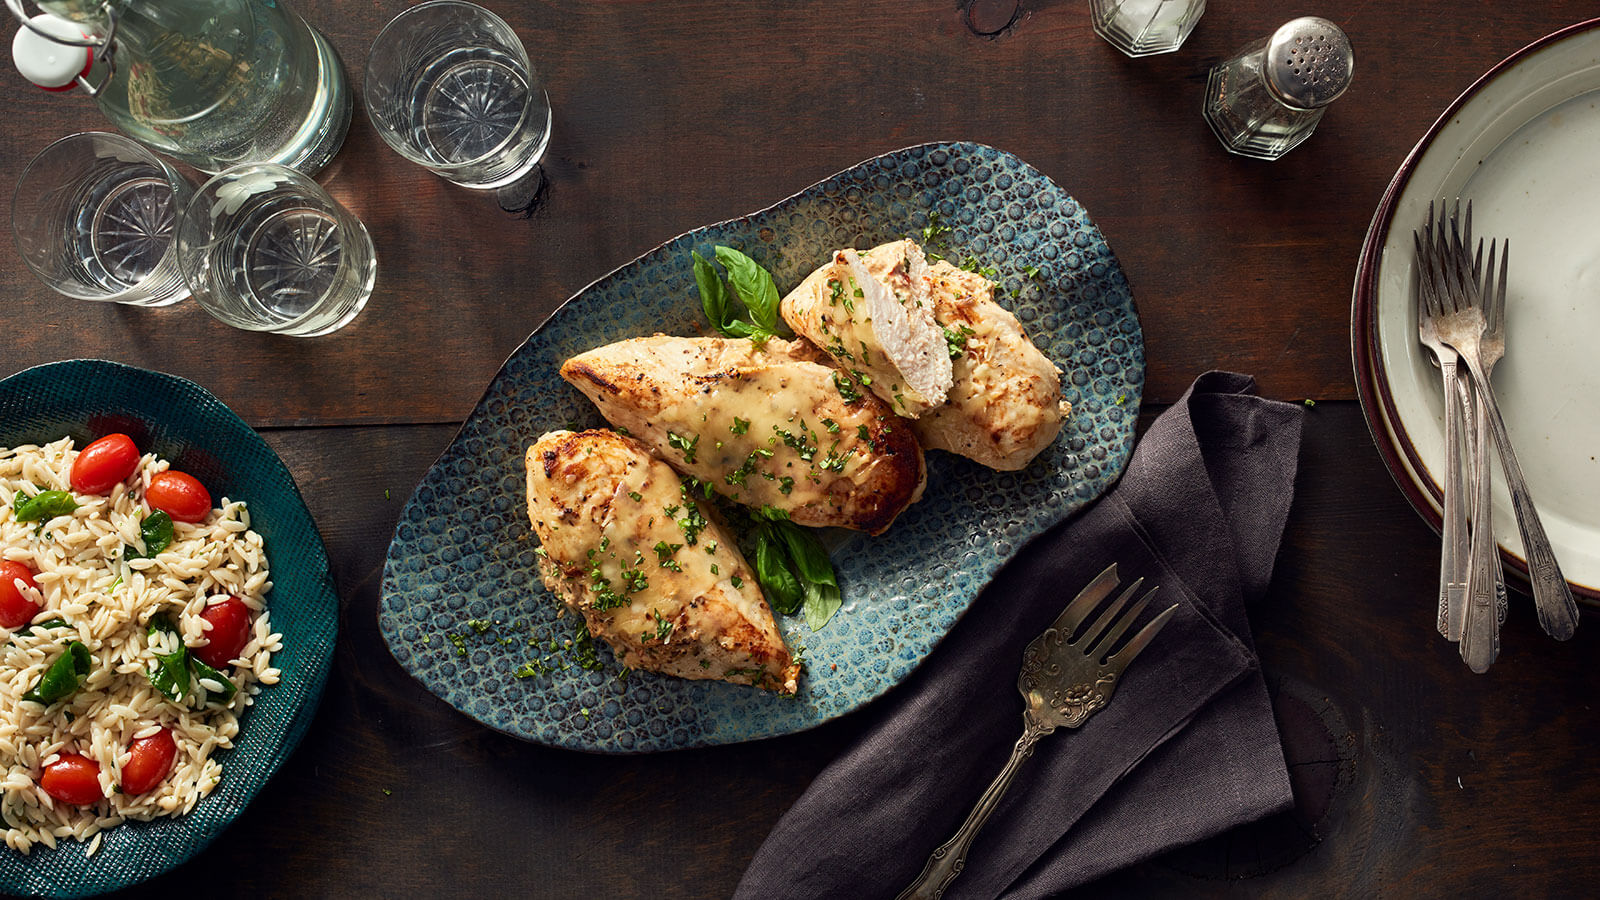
145 470 212 523
120 728 178 795
0 561 40 629
194 596 252 669
69 433 140 495
40 754 103 806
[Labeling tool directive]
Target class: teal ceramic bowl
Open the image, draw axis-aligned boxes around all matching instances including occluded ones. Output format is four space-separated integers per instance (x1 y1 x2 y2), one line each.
381 142 1143 753
0 360 338 898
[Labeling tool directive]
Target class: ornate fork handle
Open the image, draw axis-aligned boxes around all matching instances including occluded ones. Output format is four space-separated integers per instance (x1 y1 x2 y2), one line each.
896 718 1049 900
1455 351 1578 640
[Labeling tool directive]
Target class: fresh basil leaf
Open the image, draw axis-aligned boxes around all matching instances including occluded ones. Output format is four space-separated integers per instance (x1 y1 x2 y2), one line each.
132 511 174 559
14 490 77 523
145 616 189 702
22 641 91 705
189 656 237 705
29 619 70 632
754 532 803 615
714 246 783 334
693 250 733 334
775 521 837 588
803 580 843 633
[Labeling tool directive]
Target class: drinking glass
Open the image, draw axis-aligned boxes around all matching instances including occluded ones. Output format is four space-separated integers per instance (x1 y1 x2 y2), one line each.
176 163 376 336
1091 0 1205 57
11 132 193 306
364 1 551 190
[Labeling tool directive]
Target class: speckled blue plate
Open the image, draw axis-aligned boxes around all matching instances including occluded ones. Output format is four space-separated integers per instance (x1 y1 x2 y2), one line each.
379 142 1142 753
0 359 338 897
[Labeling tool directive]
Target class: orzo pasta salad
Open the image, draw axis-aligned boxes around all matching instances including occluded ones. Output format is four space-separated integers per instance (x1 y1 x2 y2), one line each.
0 435 282 855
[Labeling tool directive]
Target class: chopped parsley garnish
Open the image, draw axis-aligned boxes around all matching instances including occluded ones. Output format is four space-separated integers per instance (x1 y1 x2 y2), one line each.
726 448 774 486
627 490 643 502
857 424 871 441
653 540 683 571
572 621 603 671
775 425 817 462
645 609 673 643
822 418 840 433
514 660 551 678
588 556 627 610
731 417 751 435
731 575 744 588
827 279 844 306
466 619 493 634
666 431 699 464
919 211 952 262
676 502 709 546
621 568 648 593
944 324 977 359
779 476 795 495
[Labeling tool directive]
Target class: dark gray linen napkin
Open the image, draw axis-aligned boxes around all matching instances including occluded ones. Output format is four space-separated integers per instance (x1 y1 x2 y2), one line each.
736 371 1305 899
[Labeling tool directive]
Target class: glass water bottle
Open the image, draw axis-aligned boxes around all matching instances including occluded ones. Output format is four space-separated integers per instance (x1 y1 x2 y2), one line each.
11 0 351 175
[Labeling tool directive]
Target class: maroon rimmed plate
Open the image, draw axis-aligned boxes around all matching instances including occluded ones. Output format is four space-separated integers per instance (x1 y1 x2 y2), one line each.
1353 18 1600 603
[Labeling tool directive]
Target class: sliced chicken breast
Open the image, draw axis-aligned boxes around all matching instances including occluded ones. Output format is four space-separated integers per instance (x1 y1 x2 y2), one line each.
526 429 800 693
560 335 924 535
911 261 1071 471
780 240 952 417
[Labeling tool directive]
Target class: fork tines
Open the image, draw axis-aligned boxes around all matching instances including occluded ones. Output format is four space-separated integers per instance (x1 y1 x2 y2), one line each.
1055 564 1178 672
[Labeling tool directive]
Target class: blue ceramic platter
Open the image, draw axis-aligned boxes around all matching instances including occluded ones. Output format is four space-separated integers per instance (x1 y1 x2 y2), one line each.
379 142 1143 753
0 360 338 897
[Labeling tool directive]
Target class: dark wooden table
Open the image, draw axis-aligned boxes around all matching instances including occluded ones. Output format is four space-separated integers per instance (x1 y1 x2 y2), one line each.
5 1 1600 896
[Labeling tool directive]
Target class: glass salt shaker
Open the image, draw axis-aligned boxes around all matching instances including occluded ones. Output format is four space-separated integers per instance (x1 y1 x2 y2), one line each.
1203 16 1353 159
1091 0 1205 56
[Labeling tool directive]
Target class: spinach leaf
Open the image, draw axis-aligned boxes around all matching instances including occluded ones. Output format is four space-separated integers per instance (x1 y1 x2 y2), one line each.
803 580 843 633
692 246 789 343
29 619 70 632
713 246 782 334
22 641 91 705
775 521 837 588
14 490 77 523
131 511 174 559
189 656 237 705
692 251 735 334
145 616 190 702
754 532 803 615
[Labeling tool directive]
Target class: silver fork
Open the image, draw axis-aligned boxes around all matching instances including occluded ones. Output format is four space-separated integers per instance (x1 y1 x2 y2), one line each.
1413 202 1471 640
1427 208 1578 656
896 564 1177 900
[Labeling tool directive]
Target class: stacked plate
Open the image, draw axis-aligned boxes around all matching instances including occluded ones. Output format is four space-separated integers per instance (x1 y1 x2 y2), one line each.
1353 19 1600 604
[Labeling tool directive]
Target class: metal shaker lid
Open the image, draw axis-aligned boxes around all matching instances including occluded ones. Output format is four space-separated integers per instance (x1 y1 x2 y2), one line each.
1264 16 1353 110
11 13 90 90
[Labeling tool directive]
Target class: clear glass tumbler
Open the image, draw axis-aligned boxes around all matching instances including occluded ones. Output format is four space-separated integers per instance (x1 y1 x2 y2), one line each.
11 132 193 306
176 164 376 336
364 1 551 189
1091 0 1205 57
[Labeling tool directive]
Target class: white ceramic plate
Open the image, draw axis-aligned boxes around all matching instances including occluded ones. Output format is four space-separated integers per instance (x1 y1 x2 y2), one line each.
1354 18 1600 600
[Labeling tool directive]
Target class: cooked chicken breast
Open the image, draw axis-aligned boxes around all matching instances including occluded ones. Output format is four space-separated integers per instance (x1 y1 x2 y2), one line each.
526 429 800 693
780 240 952 417
910 261 1071 471
560 335 924 535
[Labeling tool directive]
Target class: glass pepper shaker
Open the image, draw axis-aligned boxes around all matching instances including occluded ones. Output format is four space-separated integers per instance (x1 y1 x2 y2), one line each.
1203 16 1353 159
1091 0 1205 57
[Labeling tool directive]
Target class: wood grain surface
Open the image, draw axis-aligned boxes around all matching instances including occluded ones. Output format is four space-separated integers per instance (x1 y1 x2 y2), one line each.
3 1 1599 897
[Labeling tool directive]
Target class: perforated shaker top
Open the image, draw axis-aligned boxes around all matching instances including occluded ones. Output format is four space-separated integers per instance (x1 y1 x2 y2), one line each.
1264 16 1353 110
